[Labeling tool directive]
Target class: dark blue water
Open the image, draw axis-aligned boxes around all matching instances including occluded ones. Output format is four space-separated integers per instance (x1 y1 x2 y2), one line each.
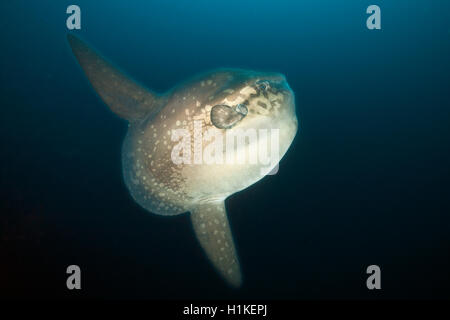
1 0 449 299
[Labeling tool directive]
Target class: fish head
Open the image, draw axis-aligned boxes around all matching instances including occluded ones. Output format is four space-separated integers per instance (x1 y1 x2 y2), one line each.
168 69 299 199
206 70 298 174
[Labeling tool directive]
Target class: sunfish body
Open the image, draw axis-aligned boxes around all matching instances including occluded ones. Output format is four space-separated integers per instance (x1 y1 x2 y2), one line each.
68 34 298 287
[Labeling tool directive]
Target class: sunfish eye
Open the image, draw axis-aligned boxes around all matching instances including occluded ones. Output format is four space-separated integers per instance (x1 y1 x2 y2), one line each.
235 103 248 116
256 80 270 91
211 104 248 129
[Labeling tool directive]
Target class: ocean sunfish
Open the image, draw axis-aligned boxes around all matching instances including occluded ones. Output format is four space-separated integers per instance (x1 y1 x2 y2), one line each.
68 34 298 287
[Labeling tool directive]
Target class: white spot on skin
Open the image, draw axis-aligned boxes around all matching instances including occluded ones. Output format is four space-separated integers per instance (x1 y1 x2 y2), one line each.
240 86 257 95
196 101 201 107
222 96 245 105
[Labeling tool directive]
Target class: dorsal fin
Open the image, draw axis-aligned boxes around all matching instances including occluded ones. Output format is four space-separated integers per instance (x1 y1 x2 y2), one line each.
67 34 161 121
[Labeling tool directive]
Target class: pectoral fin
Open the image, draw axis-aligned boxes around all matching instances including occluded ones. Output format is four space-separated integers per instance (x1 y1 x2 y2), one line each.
190 201 242 287
67 34 161 121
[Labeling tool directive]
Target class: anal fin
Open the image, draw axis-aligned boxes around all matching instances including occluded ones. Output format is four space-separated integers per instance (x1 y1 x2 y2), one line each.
190 201 242 287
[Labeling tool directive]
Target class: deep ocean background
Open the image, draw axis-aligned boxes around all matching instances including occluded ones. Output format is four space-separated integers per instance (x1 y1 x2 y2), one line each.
1 0 449 299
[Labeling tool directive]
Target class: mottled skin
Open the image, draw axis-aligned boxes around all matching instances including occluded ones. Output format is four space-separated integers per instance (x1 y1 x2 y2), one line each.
68 34 298 287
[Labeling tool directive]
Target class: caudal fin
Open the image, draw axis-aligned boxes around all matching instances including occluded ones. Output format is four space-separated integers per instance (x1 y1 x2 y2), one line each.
190 201 242 287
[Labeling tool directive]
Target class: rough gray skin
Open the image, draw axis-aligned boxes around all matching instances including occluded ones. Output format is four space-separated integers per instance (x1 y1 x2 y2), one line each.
68 34 298 287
